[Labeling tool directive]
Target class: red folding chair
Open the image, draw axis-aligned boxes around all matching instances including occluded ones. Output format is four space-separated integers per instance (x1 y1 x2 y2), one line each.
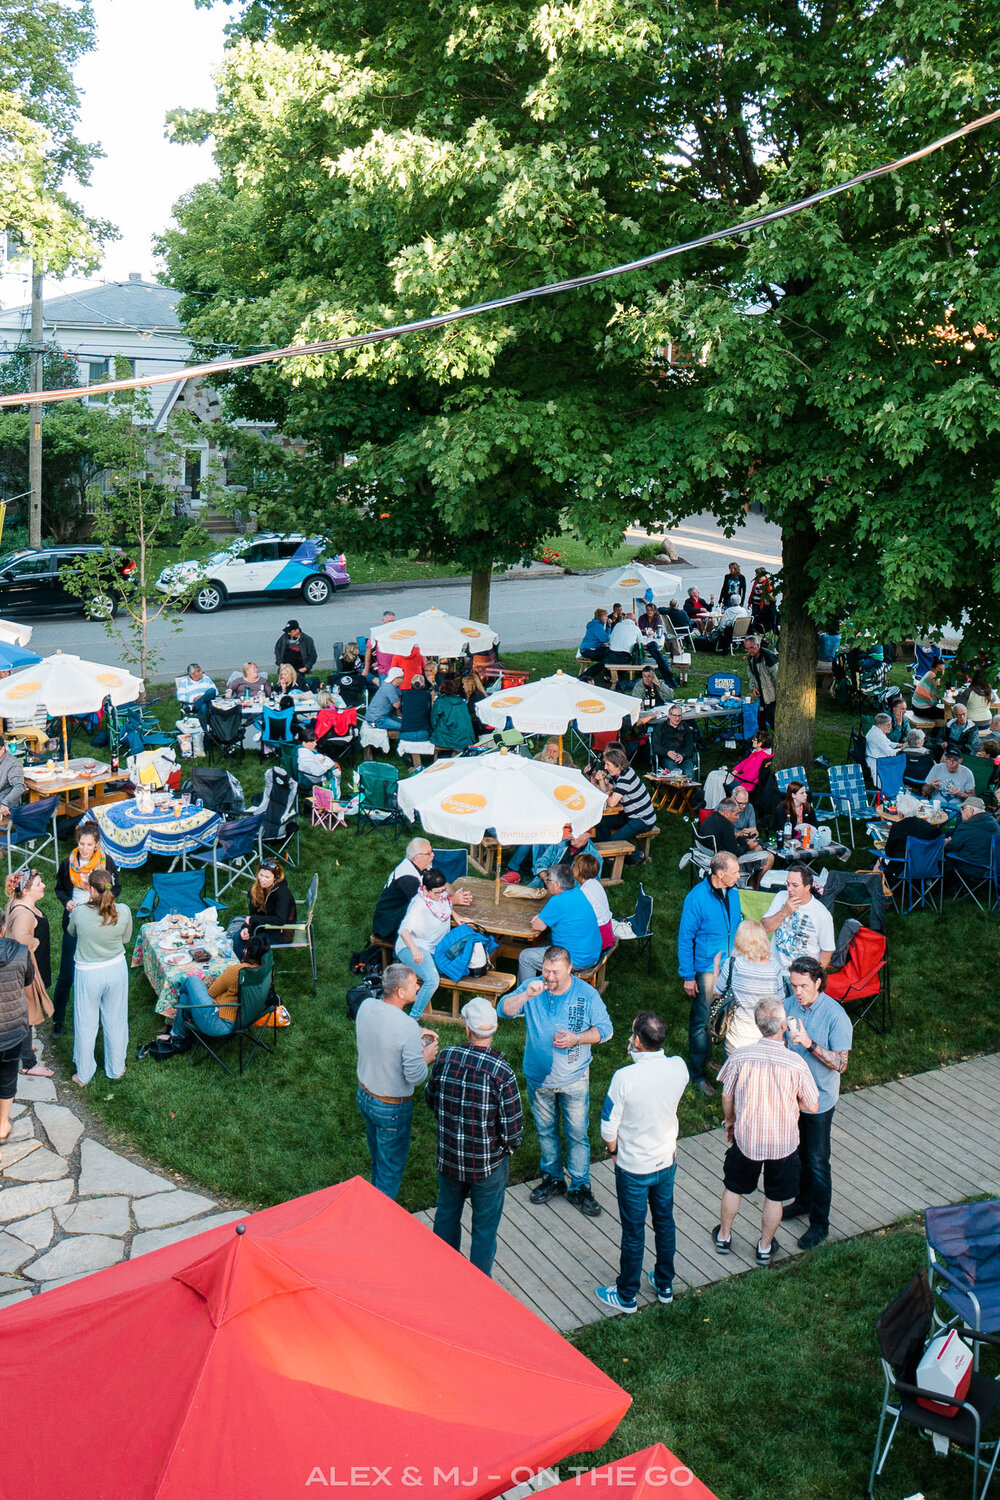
825 925 891 1033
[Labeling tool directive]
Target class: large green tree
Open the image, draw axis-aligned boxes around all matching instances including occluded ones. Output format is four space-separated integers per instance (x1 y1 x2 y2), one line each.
166 0 1000 761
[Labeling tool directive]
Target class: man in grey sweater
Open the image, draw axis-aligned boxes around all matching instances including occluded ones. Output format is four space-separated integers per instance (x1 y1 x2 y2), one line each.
0 745 25 820
355 962 438 1199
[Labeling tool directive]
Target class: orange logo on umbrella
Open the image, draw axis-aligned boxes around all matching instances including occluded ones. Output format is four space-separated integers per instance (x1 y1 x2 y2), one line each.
494 695 523 707
574 699 606 714
5 681 40 699
460 627 482 636
388 629 417 640
554 785 586 810
440 792 488 814
96 672 123 686
620 576 641 586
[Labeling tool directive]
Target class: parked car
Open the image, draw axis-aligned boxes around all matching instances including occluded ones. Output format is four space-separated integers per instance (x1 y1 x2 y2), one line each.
156 533 350 614
0 545 135 618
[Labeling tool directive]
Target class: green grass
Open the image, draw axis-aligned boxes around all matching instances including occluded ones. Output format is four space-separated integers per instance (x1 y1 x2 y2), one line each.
42 646 998 1214
569 1221 991 1500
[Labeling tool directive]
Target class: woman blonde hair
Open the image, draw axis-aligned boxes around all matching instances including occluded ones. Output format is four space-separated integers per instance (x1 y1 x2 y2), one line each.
732 918 771 964
89 868 119 926
276 663 297 693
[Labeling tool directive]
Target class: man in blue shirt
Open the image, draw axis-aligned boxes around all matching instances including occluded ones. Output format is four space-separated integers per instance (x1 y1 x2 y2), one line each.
516 863 602 984
782 956 853 1250
676 851 741 1096
499 945 613 1218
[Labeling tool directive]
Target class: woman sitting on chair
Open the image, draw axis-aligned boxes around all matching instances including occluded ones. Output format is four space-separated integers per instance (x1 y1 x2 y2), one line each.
154 934 268 1055
227 862 297 957
771 780 818 834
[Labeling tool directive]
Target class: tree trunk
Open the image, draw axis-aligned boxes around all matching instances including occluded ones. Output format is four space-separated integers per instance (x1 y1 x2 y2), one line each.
773 523 818 769
469 566 492 624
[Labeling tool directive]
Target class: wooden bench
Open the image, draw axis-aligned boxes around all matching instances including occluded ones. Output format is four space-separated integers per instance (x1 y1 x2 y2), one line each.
469 834 501 878
424 969 516 1025
363 729 400 762
606 662 645 688
816 659 834 692
575 942 617 995
631 826 661 861
594 839 635 885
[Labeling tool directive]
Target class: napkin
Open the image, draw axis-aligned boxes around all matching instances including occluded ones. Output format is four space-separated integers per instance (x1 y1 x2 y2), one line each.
197 907 221 927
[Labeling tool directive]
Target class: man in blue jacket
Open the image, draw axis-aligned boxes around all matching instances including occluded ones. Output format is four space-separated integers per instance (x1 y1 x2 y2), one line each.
676 851 741 1096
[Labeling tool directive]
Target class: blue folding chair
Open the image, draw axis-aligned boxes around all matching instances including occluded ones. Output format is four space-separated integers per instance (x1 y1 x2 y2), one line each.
706 672 741 698
874 755 906 802
948 833 1000 913
900 834 946 913
827 763 881 847
4 795 59 876
188 813 264 902
431 848 468 883
257 706 295 762
616 883 653 968
739 700 760 741
926 1200 1000 1368
135 870 220 923
775 765 808 795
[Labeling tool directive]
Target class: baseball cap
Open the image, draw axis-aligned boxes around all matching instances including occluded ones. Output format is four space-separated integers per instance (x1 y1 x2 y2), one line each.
386 667 404 682
966 797 986 814
284 619 300 632
461 997 498 1036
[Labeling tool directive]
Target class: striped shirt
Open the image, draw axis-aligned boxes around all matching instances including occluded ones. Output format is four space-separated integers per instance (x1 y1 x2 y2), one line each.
614 766 657 828
718 1038 818 1160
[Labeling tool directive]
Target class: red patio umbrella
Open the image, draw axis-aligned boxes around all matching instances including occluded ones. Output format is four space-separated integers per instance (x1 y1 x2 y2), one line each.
1 1177 629 1500
541 1442 721 1498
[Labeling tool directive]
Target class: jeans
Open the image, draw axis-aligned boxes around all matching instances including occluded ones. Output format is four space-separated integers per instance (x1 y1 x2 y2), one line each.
0 1039 20 1101
526 1076 591 1190
507 844 533 875
798 1105 834 1230
368 714 402 732
73 955 129 1084
614 1161 677 1304
593 813 654 845
641 641 677 685
394 937 439 1020
433 1158 509 1276
170 975 236 1042
189 688 217 728
356 1085 413 1200
52 925 76 1029
688 969 714 1084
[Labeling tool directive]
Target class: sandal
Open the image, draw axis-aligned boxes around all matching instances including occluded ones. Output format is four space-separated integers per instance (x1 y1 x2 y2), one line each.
20 1064 54 1078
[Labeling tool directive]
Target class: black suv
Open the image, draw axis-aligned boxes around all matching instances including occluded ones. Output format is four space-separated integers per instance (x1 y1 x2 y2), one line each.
0 546 135 617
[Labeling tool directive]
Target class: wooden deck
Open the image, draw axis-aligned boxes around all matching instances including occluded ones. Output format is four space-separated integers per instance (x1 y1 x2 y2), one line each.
415 1053 1000 1332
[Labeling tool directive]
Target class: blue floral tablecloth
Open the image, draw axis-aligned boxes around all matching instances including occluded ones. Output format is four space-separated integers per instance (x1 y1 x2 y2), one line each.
93 798 221 869
133 918 236 1017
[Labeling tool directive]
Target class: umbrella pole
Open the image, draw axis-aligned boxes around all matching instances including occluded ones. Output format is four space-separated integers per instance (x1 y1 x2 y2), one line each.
62 715 69 771
495 848 501 906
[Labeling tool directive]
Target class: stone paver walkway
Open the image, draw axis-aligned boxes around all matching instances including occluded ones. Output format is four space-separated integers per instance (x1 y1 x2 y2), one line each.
416 1053 1000 1331
0 1040 245 1307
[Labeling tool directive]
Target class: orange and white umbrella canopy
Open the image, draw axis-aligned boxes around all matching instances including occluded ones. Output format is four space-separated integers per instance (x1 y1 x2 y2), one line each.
585 563 682 601
0 651 143 716
477 669 640 736
396 748 606 844
370 606 498 656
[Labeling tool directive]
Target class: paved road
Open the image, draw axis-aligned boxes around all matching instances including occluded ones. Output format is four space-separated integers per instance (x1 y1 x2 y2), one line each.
21 510 782 679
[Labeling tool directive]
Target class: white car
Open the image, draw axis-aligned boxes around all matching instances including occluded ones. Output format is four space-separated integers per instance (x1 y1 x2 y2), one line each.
156 533 350 614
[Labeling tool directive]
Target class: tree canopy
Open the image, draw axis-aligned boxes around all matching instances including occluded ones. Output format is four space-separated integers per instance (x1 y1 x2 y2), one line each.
163 0 1000 751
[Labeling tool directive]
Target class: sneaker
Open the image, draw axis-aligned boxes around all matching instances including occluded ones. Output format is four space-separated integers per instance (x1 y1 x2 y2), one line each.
648 1270 674 1304
756 1238 779 1263
798 1224 829 1251
782 1200 808 1221
711 1224 731 1254
566 1186 602 1218
595 1284 637 1315
529 1175 567 1206
697 1079 716 1098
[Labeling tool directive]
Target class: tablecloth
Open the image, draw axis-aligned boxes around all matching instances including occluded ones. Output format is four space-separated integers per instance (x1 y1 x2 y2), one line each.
93 799 221 869
133 918 236 1016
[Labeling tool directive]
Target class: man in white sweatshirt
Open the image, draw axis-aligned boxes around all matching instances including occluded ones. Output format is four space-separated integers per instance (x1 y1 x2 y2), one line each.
595 1010 689 1313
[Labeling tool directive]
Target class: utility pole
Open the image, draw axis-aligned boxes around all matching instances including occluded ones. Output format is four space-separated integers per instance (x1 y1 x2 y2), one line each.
28 263 43 547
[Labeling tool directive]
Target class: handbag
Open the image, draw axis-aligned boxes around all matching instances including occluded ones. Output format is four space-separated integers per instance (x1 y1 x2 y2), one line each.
709 957 738 1043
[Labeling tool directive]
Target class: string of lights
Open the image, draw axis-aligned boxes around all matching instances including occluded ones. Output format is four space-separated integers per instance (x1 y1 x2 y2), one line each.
2 104 998 410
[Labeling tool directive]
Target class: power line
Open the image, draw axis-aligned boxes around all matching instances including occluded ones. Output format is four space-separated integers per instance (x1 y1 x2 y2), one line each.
2 104 999 410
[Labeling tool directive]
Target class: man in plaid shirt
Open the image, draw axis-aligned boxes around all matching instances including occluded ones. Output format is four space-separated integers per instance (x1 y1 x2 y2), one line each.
425 997 523 1276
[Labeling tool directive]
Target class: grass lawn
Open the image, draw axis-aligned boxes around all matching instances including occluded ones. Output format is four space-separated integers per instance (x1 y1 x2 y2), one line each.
569 1221 990 1500
42 645 998 1215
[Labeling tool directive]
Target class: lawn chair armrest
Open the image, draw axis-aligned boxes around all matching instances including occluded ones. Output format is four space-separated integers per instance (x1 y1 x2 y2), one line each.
893 1375 985 1419
956 1324 1000 1347
256 920 306 939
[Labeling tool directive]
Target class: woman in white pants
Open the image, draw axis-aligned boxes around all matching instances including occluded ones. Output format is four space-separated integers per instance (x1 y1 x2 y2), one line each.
67 869 133 1086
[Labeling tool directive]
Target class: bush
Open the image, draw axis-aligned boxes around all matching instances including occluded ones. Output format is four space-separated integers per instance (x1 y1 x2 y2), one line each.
631 543 662 562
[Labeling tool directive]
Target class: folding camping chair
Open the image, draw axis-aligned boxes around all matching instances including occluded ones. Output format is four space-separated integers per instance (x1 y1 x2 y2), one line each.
774 765 809 795
187 813 264 902
311 786 346 832
824 925 891 1032
868 1269 1000 1500
612 883 653 968
827 762 881 846
135 869 219 923
900 833 946 913
257 705 295 762
251 766 300 867
874 754 906 802
926 1201 1000 1368
706 672 742 699
205 701 245 764
356 762 406 840
4 795 59 876
187 767 245 819
729 614 752 653
187 950 276 1078
430 848 468 883
950 833 1000 913
258 872 318 995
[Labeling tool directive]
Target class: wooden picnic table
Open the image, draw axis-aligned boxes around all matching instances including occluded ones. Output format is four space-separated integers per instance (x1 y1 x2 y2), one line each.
24 758 130 818
452 876 540 964
646 774 700 817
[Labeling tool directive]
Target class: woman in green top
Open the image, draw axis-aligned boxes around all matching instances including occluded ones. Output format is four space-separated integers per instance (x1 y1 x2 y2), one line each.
68 868 133 1087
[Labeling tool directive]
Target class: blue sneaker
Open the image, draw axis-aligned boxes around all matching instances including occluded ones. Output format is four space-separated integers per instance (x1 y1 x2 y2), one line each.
648 1271 674 1305
595 1284 637 1315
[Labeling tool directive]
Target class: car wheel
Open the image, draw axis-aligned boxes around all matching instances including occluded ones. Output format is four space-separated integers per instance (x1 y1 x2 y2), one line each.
193 583 225 614
302 575 332 605
87 593 119 621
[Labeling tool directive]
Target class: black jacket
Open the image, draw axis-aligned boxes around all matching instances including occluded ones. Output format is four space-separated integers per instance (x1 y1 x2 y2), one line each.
700 811 740 856
247 883 297 942
0 937 30 1052
274 630 317 674
719 571 747 607
885 816 941 863
650 720 696 762
946 812 1000 868
399 686 432 737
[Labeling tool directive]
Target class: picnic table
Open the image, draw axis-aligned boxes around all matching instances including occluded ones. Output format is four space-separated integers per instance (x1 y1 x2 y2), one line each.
646 773 700 816
452 876 540 964
133 915 236 1018
647 696 745 725
93 797 221 869
24 758 129 818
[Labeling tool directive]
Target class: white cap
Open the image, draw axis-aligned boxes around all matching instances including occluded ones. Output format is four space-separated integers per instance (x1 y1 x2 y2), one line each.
461 997 498 1036
386 667 404 682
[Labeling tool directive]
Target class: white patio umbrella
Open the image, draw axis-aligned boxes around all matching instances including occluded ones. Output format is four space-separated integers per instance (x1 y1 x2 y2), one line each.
370 606 499 657
0 618 32 647
585 562 682 602
396 749 608 902
0 652 143 768
476 669 639 737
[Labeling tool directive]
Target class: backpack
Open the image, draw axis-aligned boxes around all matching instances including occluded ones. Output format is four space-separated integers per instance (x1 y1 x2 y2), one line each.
434 925 497 981
347 977 382 1019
